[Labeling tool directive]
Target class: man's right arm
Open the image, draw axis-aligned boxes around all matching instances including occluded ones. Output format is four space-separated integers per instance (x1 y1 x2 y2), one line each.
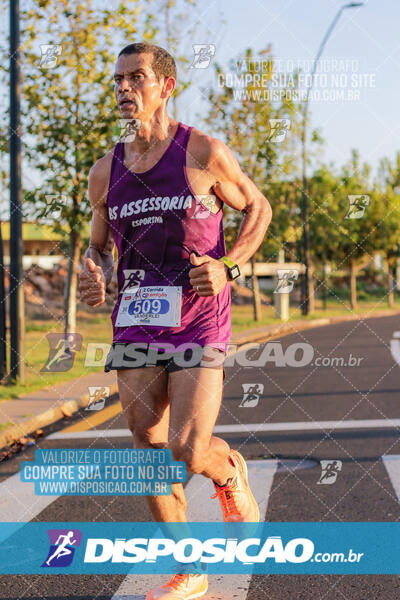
79 154 114 306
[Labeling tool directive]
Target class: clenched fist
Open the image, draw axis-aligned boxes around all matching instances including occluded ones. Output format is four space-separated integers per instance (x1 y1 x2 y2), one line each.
79 257 106 306
188 252 229 296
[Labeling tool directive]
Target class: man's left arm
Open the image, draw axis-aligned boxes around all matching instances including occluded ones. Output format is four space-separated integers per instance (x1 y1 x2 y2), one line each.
189 139 272 296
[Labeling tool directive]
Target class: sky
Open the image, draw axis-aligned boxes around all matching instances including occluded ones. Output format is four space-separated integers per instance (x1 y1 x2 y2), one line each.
178 0 400 172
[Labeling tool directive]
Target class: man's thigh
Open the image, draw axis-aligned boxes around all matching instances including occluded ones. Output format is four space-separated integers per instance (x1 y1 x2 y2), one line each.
117 366 170 447
167 365 224 449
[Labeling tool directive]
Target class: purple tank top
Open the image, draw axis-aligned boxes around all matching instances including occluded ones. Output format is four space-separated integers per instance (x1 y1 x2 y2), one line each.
106 122 231 352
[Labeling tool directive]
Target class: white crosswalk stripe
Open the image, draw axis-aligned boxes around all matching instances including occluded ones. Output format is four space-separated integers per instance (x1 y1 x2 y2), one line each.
382 455 400 501
0 472 59 523
47 418 400 440
0 472 61 545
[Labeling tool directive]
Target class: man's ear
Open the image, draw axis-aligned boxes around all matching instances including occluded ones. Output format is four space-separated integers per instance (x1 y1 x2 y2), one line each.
161 76 176 100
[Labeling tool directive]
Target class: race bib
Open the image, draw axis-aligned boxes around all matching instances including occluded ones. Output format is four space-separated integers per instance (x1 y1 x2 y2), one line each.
115 286 182 328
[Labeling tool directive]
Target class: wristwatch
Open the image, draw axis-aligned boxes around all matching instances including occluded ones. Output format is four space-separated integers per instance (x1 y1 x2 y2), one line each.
219 256 241 280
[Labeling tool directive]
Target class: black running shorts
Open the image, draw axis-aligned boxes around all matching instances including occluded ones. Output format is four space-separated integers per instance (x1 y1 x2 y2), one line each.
104 343 226 380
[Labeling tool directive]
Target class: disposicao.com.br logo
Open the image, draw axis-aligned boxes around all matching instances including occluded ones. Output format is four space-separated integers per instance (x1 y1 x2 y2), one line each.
83 535 363 566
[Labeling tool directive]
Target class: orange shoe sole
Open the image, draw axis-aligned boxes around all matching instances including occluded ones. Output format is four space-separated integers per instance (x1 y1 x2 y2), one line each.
230 449 260 523
185 584 208 599
145 577 208 599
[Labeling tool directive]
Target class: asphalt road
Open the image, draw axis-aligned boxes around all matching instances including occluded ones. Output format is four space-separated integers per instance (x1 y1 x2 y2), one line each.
1 314 399 599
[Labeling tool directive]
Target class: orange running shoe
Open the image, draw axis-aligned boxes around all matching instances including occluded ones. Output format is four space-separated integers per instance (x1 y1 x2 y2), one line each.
211 449 260 522
145 572 208 599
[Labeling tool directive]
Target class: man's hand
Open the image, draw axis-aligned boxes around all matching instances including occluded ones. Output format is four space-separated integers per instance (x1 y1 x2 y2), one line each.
78 257 106 306
188 252 229 296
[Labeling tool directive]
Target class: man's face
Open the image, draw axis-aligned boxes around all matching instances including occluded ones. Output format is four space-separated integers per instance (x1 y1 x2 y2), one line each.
114 53 169 121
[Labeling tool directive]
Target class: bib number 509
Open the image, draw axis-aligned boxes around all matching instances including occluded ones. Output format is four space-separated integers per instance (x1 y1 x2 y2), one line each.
128 298 169 315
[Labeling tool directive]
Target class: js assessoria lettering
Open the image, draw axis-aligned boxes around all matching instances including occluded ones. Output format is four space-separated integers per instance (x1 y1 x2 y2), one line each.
108 195 193 220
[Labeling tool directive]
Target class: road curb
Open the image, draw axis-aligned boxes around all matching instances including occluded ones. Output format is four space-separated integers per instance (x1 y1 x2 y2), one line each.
1 308 399 451
229 318 331 349
0 383 118 451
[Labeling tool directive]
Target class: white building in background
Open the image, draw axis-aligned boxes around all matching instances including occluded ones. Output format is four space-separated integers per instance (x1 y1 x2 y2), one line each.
1 221 64 269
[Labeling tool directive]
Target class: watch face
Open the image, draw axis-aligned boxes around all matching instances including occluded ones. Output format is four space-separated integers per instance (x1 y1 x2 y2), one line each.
230 265 240 279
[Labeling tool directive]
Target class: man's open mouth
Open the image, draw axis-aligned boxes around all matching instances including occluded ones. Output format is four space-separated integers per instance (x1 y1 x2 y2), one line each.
120 99 134 107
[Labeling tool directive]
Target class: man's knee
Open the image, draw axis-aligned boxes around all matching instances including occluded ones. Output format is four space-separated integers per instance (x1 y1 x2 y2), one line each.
169 440 209 474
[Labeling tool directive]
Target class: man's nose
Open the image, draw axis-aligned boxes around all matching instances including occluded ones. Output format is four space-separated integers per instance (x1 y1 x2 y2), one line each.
119 78 132 92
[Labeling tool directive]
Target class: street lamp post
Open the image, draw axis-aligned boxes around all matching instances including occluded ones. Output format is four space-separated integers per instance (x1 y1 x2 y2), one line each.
301 2 364 315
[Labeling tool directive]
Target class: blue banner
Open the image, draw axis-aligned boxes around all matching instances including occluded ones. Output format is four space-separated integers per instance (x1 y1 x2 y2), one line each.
0 522 399 574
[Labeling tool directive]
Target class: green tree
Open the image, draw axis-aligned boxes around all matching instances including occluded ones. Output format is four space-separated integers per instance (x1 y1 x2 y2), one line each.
307 164 342 308
335 151 383 310
376 153 400 306
0 0 148 335
205 47 303 318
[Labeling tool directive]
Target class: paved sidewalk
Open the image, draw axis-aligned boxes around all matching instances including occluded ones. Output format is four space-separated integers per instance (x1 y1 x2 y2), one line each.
0 308 398 450
0 370 117 425
0 370 118 450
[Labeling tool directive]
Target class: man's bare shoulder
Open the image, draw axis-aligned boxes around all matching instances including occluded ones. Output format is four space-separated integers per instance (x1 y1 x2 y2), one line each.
89 149 114 184
187 127 238 174
88 148 115 206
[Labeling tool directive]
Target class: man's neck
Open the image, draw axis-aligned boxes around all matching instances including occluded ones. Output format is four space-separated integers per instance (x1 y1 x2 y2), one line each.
125 115 177 157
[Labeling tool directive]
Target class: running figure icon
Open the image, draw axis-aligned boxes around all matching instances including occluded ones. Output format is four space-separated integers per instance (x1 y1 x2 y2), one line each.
45 531 77 566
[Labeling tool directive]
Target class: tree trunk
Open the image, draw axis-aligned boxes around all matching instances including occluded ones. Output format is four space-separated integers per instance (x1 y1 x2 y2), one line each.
387 259 394 308
322 267 328 311
308 263 315 313
350 259 358 311
64 229 81 335
250 256 262 321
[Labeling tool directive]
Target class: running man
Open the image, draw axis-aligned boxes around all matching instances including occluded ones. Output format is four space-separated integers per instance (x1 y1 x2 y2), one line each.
45 531 77 566
79 42 272 599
